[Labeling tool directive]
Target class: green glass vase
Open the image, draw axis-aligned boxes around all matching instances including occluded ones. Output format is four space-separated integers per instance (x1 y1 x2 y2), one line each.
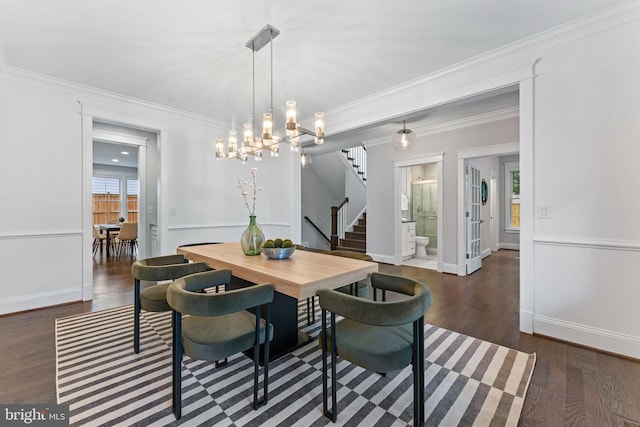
240 215 265 256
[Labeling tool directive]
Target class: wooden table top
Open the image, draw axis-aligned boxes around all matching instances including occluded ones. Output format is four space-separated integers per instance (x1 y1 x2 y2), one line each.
177 242 378 300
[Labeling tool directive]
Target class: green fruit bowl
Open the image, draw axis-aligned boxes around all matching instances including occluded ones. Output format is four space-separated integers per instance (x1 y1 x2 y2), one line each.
261 246 296 259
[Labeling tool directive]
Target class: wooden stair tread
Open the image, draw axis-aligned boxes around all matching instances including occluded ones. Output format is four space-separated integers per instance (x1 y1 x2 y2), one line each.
335 245 366 253
345 231 366 241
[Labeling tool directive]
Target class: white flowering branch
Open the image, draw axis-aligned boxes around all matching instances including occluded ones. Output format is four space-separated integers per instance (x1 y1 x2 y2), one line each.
237 167 263 216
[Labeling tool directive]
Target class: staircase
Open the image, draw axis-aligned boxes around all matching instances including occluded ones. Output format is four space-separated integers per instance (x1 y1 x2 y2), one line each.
342 146 367 182
337 212 367 253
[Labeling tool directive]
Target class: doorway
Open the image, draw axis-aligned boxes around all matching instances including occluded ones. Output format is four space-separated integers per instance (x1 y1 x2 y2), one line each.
456 143 520 276
92 140 140 257
82 118 159 301
394 154 444 271
400 163 439 270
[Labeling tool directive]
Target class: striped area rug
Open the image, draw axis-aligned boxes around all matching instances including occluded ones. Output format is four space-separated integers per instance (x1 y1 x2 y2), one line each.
56 303 535 426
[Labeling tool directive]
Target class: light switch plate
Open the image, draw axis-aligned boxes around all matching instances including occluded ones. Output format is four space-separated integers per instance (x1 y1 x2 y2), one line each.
539 204 551 218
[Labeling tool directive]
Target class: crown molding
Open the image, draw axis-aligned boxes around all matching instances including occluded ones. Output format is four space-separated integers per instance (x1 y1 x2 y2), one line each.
413 106 519 136
365 106 519 148
0 65 228 128
326 0 640 126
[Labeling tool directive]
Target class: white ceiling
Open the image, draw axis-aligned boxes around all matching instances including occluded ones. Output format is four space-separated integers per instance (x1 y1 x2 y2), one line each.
93 141 139 168
0 0 627 154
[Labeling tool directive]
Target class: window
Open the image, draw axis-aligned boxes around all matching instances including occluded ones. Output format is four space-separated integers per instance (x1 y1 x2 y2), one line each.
92 177 120 225
504 162 520 231
126 179 139 223
92 176 139 225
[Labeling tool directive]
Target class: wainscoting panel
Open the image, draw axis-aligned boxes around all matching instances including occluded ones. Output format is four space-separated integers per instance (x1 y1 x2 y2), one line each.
0 231 83 314
533 238 640 359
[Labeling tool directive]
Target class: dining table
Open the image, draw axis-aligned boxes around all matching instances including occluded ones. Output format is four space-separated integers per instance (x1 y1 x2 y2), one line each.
98 223 121 257
177 242 379 361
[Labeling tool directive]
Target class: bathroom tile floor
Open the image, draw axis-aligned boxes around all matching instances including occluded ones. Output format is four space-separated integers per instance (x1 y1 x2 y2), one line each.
403 255 438 270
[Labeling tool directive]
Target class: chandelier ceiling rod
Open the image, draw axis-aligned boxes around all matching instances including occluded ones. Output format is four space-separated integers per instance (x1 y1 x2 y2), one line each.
270 28 274 119
252 44 255 136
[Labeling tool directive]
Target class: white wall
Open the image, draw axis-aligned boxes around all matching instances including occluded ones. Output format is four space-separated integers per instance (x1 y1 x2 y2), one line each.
0 69 297 314
0 75 84 313
301 164 337 250
529 15 640 357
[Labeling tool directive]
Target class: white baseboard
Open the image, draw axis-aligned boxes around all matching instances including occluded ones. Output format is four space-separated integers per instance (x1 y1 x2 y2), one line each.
499 242 520 250
370 253 396 265
83 283 93 301
441 263 458 275
520 310 534 333
481 248 492 259
534 315 640 360
1 288 82 315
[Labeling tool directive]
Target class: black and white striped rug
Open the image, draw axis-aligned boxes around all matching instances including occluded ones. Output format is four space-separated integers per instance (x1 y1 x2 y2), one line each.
56 303 535 426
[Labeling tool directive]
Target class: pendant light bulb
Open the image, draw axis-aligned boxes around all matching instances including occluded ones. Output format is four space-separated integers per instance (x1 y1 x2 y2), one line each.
301 151 311 168
392 120 416 151
314 112 325 144
286 100 297 136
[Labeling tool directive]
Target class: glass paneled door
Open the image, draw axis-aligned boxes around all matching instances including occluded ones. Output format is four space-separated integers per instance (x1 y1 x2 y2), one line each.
466 162 482 274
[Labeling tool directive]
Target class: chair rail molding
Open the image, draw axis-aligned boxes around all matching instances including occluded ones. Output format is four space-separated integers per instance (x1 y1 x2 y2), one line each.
533 235 640 252
0 229 83 240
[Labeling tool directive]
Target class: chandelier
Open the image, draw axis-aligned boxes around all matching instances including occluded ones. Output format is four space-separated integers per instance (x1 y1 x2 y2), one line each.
216 25 325 163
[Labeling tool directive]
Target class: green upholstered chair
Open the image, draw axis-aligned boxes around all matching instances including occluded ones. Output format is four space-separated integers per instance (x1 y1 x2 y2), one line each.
131 254 210 353
317 272 432 426
167 269 274 419
305 250 374 325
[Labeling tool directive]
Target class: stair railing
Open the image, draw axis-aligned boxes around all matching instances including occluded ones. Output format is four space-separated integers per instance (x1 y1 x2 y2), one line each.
330 197 349 250
342 145 367 182
303 216 331 245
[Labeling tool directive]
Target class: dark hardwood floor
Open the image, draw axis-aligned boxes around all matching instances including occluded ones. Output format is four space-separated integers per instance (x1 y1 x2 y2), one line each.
1 250 639 426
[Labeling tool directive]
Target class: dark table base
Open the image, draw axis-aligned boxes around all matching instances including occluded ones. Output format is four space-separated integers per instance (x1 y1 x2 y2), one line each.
228 276 312 364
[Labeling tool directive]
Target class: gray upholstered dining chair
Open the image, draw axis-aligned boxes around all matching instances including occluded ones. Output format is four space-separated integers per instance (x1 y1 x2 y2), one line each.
131 254 210 353
306 250 373 325
167 269 274 419
317 272 432 426
92 225 107 256
116 222 138 257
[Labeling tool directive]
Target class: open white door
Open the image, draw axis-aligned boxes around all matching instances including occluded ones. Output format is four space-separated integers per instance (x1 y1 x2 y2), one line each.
466 161 482 274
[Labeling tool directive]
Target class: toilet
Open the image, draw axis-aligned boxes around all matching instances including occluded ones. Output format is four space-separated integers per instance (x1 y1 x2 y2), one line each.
415 236 430 258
